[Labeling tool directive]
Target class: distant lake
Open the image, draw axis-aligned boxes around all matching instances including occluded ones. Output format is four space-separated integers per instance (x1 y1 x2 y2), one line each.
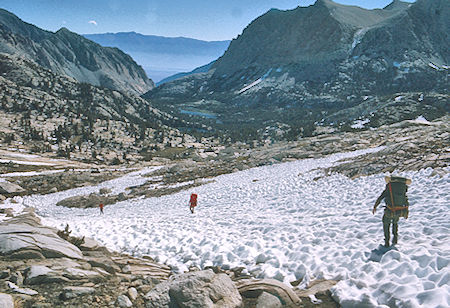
180 109 217 119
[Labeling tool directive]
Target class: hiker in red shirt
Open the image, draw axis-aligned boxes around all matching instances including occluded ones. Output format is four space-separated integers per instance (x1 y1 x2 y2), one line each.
189 193 197 214
99 203 104 214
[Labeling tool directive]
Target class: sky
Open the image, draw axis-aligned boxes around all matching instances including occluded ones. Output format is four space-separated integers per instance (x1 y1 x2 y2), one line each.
1 0 415 41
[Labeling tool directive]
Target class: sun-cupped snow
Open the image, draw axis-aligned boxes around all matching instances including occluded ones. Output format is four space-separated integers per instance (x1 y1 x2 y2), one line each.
5 148 450 307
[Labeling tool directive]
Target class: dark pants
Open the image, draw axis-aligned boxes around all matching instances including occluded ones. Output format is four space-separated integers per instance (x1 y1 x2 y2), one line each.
383 212 399 246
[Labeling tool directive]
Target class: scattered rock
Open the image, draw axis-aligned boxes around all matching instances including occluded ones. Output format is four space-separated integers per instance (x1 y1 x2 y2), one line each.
24 265 69 285
236 278 302 307
116 294 133 307
62 267 105 282
0 181 25 196
122 264 131 274
59 286 95 300
6 281 38 296
0 269 10 279
296 279 339 308
127 287 138 301
145 269 242 308
86 257 120 274
0 195 6 202
256 291 282 308
56 193 102 208
99 188 111 195
10 271 23 286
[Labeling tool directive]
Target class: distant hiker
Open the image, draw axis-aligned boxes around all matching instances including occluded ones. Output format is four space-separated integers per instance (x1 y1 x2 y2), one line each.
189 193 197 214
372 176 411 247
99 203 104 214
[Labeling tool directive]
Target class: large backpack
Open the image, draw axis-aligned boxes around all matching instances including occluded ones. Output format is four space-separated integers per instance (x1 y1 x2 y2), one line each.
190 193 197 207
385 176 411 219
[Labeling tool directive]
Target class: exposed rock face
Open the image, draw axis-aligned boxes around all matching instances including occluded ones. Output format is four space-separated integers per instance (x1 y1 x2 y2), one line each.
0 9 154 95
0 213 83 259
0 211 172 307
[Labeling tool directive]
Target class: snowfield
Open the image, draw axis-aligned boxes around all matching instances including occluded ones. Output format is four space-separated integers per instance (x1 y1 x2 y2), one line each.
2 148 449 308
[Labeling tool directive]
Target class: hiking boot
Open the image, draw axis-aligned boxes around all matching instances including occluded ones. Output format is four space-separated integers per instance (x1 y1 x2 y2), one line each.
384 240 390 247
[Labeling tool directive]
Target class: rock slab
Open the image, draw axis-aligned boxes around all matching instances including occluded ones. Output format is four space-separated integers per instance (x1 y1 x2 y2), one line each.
0 214 83 259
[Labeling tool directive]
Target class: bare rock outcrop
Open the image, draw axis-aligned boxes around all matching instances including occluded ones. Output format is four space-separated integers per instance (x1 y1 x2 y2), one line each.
0 213 83 259
145 269 242 308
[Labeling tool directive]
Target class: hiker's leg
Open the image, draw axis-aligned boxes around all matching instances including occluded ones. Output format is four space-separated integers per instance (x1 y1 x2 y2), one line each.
392 216 399 244
382 214 391 246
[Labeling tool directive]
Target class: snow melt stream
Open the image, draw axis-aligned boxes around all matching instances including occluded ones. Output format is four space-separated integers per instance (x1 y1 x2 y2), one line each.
5 148 449 307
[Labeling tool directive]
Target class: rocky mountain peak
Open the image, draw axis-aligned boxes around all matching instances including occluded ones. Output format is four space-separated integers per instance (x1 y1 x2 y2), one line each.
384 0 411 10
0 8 51 42
0 9 154 95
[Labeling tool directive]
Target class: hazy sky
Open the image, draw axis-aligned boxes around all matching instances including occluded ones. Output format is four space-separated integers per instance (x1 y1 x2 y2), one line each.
1 0 415 41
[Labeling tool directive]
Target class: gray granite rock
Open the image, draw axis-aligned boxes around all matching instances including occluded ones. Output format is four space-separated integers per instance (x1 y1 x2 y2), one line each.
144 282 172 308
86 257 120 274
127 287 138 301
0 181 25 195
24 265 69 285
6 281 39 296
117 294 133 307
145 269 242 308
256 291 282 308
0 293 14 308
62 267 105 281
0 214 83 260
59 286 95 300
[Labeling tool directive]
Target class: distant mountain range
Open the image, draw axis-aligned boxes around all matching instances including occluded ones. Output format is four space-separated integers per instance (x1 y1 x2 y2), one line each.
145 0 449 137
84 32 230 83
0 9 154 95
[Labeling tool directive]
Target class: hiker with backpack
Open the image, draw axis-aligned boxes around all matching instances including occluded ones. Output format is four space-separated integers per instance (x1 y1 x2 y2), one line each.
372 176 411 247
189 193 197 214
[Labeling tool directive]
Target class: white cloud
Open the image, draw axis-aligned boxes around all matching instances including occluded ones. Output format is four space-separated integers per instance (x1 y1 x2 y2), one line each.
88 20 98 26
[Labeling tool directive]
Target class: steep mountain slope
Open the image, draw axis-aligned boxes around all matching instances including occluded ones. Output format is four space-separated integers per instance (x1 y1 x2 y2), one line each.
0 53 204 163
0 9 154 95
145 0 449 139
84 32 229 82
